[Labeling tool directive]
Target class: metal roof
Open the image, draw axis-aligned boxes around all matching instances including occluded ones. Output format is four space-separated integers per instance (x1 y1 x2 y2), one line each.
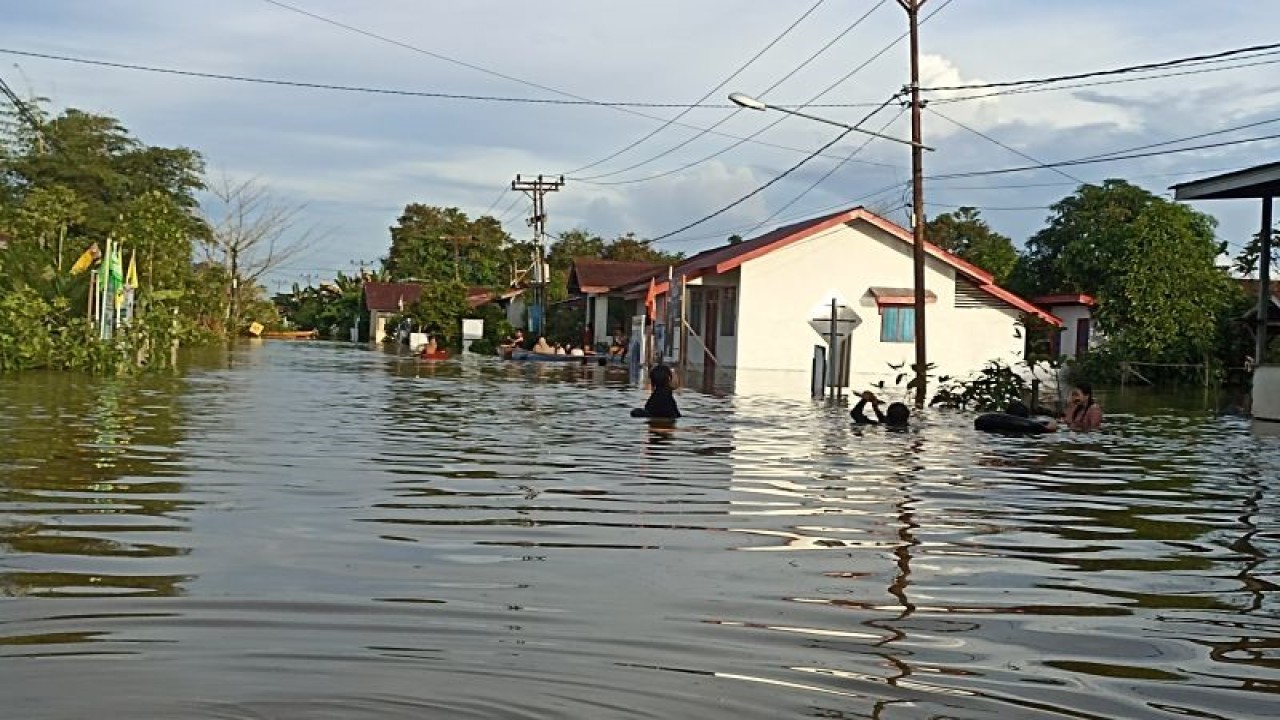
1172 160 1280 200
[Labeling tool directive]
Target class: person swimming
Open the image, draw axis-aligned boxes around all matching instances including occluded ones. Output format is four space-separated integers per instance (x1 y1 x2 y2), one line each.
631 365 680 419
850 391 909 428
1062 383 1102 431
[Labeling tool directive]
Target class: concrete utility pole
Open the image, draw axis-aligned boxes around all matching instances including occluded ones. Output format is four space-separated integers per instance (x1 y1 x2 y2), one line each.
898 0 930 408
1258 197 1274 364
510 174 565 334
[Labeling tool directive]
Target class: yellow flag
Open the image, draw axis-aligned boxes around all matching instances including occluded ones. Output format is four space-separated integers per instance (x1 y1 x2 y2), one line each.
69 243 101 275
125 251 138 289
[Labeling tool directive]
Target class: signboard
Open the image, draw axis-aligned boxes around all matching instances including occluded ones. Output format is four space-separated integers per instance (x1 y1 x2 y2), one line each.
462 318 485 340
808 304 862 341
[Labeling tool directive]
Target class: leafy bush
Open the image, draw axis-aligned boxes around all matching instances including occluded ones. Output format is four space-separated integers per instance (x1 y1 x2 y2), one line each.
929 360 1030 412
467 337 497 356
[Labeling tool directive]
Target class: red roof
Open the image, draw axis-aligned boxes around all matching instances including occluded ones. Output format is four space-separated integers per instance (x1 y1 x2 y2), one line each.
626 206 1061 326
568 258 665 295
1034 294 1096 307
364 282 422 312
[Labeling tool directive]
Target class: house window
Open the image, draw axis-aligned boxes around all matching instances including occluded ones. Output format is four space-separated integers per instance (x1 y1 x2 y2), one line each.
719 287 736 337
881 306 915 343
688 288 703 335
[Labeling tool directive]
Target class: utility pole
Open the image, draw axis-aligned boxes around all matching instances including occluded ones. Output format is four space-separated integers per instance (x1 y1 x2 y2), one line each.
510 174 565 335
898 0 930 408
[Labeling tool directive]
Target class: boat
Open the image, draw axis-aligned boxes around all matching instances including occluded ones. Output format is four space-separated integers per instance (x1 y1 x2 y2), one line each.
420 350 451 361
509 349 620 364
261 329 318 340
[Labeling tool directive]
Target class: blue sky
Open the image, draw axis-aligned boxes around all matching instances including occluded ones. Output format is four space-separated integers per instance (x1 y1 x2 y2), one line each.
7 0 1280 288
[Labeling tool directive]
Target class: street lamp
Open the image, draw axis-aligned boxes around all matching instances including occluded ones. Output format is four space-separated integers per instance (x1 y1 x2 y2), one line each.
728 93 933 151
729 91 933 407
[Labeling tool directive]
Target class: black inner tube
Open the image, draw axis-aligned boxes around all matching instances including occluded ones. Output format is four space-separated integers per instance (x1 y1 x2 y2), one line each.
974 412 1052 434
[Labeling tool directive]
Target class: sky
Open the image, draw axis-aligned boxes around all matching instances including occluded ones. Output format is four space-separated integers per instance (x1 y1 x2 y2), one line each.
6 0 1280 289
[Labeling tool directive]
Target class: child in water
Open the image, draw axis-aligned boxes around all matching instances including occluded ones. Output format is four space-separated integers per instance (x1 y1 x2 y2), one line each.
631 365 681 419
850 391 910 428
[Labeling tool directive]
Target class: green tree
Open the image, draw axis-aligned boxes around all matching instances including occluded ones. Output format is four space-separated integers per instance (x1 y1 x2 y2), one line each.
384 205 512 287
925 206 1018 283
1012 179 1235 365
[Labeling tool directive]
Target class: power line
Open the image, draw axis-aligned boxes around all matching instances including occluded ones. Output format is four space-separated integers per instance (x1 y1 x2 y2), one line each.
570 0 889 181
931 55 1280 105
927 106 1085 184
561 0 830 177
0 46 884 110
252 1 879 164
1073 115 1280 162
740 99 906 237
576 0 952 187
927 132 1280 181
919 42 1280 92
651 129 853 244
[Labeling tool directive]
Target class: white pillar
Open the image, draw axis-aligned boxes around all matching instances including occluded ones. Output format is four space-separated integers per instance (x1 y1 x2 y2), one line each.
593 294 610 345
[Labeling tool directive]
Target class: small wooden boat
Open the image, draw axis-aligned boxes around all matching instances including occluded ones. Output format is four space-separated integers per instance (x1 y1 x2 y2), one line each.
261 329 318 340
509 349 621 365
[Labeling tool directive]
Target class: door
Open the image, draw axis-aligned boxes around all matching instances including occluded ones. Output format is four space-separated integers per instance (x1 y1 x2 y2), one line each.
702 290 719 377
1075 318 1091 356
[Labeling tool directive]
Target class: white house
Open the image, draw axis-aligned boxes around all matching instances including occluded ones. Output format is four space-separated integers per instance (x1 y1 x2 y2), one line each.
622 207 1062 396
1033 294 1099 359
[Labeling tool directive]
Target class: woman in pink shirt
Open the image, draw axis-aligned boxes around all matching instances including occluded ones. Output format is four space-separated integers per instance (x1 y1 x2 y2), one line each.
1063 383 1103 431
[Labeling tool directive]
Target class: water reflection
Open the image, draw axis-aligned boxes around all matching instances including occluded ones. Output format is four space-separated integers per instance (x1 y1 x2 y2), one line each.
0 371 195 598
1 343 1278 719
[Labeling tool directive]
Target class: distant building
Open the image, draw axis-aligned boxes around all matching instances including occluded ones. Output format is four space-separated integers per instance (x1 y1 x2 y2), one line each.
567 258 665 345
362 281 519 343
1032 294 1099 359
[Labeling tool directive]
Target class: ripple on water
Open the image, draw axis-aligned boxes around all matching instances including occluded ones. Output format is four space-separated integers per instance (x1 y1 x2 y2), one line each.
1 343 1278 719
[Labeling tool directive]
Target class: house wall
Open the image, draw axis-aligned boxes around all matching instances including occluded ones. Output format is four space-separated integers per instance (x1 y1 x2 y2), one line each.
728 221 1026 393
370 310 390 344
1048 304 1095 358
683 270 740 369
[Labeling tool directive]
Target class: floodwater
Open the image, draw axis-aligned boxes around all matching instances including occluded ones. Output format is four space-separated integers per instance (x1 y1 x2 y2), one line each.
1 342 1277 719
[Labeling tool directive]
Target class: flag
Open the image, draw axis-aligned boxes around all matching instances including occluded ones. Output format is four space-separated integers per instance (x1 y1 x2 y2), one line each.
111 246 126 310
644 277 658 321
125 251 138 289
69 243 101 275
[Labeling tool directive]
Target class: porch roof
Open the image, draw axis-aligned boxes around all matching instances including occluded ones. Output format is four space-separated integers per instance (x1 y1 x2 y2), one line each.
567 258 665 295
869 287 938 305
1172 160 1280 200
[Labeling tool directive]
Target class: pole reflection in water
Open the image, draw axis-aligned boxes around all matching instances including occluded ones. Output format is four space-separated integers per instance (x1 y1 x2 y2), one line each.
0 343 1277 719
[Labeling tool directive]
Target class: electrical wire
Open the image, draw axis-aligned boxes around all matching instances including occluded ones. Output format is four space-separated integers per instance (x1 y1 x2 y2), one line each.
919 42 1280 92
577 0 953 187
570 0 889 181
0 46 882 110
561 0 830 177
931 55 1280 105
927 107 1085 184
650 129 853 244
250 2 875 163
740 100 907 237
926 132 1280 182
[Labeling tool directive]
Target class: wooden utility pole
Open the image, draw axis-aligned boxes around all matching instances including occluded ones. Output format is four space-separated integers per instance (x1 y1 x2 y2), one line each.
898 0 930 408
1257 197 1273 364
510 174 565 335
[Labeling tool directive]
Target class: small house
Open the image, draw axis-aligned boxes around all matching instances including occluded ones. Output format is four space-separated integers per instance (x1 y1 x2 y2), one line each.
567 258 665 346
628 206 1061 395
1032 294 1098 358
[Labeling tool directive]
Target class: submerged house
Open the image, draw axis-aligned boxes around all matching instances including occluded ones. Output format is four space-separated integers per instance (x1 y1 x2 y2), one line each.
362 281 521 343
567 258 666 346
617 206 1061 394
1033 294 1099 358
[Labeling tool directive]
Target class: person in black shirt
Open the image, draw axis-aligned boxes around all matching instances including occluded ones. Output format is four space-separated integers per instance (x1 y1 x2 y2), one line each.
631 364 681 419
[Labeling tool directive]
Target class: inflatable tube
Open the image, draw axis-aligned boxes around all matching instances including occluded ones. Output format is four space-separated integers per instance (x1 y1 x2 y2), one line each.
974 412 1053 434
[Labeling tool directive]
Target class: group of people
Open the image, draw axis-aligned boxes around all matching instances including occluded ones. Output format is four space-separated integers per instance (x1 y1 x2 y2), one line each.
531 335 588 356
849 383 1102 432
503 327 631 358
630 366 1103 434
